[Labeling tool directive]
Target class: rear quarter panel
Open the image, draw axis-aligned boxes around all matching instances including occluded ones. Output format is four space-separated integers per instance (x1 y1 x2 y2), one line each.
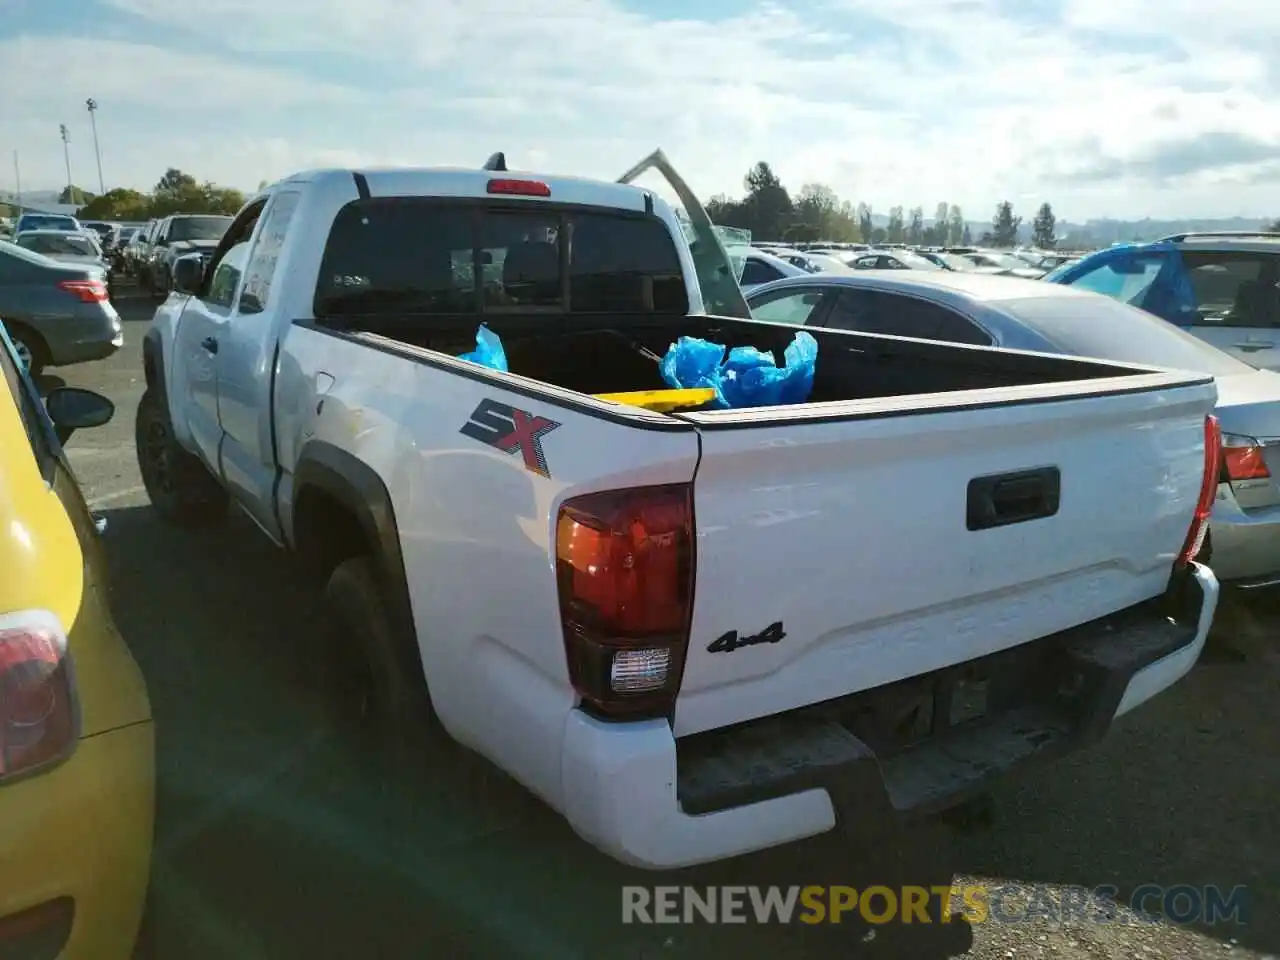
276 324 701 807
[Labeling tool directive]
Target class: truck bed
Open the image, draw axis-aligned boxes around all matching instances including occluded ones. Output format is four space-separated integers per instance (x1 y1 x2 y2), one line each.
317 311 1160 406
288 311 1215 744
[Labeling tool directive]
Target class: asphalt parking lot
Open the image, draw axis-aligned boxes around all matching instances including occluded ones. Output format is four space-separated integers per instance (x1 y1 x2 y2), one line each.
45 288 1280 959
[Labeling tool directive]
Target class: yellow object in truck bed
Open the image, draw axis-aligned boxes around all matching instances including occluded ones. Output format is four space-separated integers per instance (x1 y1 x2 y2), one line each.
592 388 717 413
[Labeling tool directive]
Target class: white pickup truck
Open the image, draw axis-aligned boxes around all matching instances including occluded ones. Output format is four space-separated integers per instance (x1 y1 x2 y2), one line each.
136 151 1221 869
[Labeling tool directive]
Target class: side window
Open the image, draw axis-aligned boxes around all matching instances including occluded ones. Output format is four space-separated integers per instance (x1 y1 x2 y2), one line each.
749 289 829 325
853 256 879 269
240 192 301 314
204 242 251 310
822 290 992 345
0 329 58 477
1180 252 1278 327
740 258 783 286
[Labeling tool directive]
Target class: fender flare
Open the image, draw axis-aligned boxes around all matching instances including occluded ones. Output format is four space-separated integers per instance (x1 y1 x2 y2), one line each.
292 441 417 641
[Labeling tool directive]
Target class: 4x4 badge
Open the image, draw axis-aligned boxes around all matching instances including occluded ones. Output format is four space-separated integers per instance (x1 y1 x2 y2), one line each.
707 621 786 654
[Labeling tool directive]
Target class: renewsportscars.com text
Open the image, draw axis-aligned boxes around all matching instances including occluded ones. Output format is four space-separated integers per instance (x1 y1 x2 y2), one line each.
621 884 1249 926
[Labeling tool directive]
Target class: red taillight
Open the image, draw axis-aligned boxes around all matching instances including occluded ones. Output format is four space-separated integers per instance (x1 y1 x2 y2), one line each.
1221 433 1271 482
0 612 77 781
487 178 551 197
57 278 108 303
1178 414 1221 568
555 485 694 720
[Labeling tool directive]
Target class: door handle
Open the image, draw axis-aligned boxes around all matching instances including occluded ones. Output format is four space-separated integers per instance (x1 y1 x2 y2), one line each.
201 337 219 354
1234 341 1274 352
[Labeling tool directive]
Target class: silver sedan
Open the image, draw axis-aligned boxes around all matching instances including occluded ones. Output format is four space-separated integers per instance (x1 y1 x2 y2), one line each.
746 270 1280 590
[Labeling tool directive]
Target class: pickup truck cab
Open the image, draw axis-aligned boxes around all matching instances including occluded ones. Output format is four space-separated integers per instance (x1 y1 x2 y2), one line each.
135 152 1221 869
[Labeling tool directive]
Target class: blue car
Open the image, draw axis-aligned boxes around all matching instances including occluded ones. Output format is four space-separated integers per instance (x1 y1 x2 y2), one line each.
1044 232 1280 370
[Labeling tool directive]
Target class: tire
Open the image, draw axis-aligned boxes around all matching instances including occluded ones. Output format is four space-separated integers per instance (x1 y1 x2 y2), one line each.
134 389 228 525
4 323 48 379
324 556 434 754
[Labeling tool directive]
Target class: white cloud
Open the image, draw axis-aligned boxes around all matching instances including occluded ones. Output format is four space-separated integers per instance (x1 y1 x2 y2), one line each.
3 0 1279 219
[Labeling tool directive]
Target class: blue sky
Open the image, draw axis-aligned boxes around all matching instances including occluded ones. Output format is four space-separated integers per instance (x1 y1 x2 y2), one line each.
2 0 1278 220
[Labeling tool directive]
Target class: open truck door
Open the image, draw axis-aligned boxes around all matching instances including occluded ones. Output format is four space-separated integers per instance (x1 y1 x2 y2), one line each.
619 150 753 320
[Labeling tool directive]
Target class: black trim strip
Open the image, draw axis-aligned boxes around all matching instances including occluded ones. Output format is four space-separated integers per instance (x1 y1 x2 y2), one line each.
291 318 694 432
352 171 370 199
674 376 1214 430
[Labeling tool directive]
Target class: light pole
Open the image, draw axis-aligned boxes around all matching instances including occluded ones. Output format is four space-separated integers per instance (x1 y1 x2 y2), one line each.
11 151 20 211
86 98 104 194
59 124 72 201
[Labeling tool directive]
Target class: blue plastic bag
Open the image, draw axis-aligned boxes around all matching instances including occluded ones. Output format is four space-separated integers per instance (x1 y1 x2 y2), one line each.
458 324 508 372
659 332 817 409
659 336 725 399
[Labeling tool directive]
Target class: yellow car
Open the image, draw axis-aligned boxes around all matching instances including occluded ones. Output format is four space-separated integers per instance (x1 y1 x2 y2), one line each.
0 325 154 958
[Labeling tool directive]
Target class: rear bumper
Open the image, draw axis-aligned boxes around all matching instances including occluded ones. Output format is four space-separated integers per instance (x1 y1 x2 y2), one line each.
0 721 154 959
560 563 1218 870
1206 487 1280 586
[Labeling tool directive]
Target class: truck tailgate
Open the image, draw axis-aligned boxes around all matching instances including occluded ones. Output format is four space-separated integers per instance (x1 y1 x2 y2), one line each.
673 378 1216 737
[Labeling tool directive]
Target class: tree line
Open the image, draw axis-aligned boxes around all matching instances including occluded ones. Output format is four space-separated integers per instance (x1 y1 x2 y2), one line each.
62 168 246 221
706 161 1058 249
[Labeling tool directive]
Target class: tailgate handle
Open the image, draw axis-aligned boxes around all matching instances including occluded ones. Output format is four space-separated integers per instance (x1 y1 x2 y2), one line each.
967 467 1060 531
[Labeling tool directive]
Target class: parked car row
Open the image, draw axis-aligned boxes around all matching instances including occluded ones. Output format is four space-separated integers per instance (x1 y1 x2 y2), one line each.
119 214 233 299
742 239 1078 286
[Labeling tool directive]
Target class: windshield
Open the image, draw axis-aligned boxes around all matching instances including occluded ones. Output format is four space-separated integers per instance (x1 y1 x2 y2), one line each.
17 233 99 257
896 252 943 271
1001 294 1255 376
20 215 78 231
976 252 1030 270
1048 251 1167 304
314 197 689 318
938 253 976 271
170 216 233 242
0 238 60 266
803 253 849 272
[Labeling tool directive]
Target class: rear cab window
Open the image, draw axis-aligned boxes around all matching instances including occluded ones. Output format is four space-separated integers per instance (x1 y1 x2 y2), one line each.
313 199 690 320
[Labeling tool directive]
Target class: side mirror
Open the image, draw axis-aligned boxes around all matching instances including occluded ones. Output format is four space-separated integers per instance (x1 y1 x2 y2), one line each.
173 254 204 295
45 387 114 445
